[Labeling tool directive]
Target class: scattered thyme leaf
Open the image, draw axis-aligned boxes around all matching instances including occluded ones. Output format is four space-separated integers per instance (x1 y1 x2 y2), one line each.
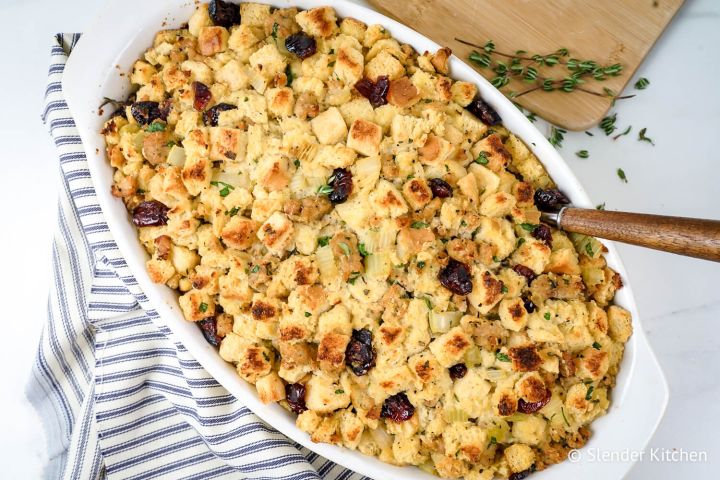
318 236 330 247
358 243 370 257
548 126 567 147
596 203 606 210
634 77 650 90
411 221 428 229
600 113 617 136
612 125 632 141
475 151 489 165
617 168 628 183
317 184 333 195
575 150 589 159
638 127 655 145
585 385 595 400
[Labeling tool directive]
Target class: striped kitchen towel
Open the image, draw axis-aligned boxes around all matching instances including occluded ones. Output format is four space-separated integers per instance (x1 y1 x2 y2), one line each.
26 33 366 480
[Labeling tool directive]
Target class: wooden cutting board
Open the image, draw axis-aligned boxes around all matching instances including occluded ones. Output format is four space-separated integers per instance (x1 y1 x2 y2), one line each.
368 0 685 131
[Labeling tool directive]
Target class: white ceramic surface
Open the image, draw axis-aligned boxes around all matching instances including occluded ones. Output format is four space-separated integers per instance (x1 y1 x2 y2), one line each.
60 1 668 478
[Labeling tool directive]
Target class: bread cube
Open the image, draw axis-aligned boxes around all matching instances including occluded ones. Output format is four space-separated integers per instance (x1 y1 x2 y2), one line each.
428 327 472 367
340 17 367 41
295 6 338 38
305 373 351 413
334 46 364 85
499 297 529 332
198 26 229 56
402 178 433 210
504 444 536 473
369 179 408 218
311 107 347 145
468 269 504 314
480 191 517 217
256 372 286 404
347 118 382 156
178 289 215 321
607 305 633 343
220 216 259 250
266 87 295 117
450 81 477 107
364 50 405 81
240 2 271 27
257 211 295 255
249 43 287 79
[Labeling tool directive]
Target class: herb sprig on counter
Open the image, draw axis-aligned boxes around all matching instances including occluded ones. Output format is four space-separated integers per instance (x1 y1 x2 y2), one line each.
459 38 635 101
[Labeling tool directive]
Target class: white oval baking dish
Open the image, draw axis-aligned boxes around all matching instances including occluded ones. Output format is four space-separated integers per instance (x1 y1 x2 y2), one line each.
63 1 668 478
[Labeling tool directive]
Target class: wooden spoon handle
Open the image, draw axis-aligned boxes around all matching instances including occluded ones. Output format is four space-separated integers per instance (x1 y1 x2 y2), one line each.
558 208 720 262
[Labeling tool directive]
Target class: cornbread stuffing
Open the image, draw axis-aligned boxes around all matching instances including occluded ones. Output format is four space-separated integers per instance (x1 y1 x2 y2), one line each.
103 1 632 478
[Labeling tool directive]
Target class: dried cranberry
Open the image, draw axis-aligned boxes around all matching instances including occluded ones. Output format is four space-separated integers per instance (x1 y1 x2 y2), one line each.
438 259 473 296
534 188 570 210
327 168 353 204
513 264 537 284
380 392 415 422
209 0 240 27
428 178 453 198
193 81 213 111
448 363 468 380
285 383 307 414
509 469 534 480
203 103 237 126
354 76 389 108
345 328 376 376
466 96 501 125
523 297 536 313
130 101 162 125
132 200 170 227
198 318 221 346
531 224 553 248
285 32 317 59
517 389 551 414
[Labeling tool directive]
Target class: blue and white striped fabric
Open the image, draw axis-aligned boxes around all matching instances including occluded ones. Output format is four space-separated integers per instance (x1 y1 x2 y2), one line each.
26 34 367 480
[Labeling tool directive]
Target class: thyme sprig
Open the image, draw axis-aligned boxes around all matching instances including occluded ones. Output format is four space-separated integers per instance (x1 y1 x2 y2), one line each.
459 38 635 101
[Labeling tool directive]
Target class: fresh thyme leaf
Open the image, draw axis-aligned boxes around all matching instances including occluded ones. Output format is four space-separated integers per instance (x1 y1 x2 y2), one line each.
335 389 345 394
496 352 510 362
422 296 433 310
592 341 602 350
561 407 571 427
317 236 330 247
612 125 632 141
411 221 428 229
358 243 370 257
548 126 566 147
304 311 312 317
617 168 628 183
210 181 235 197
634 77 650 90
638 127 655 145
146 122 166 132
225 206 240 217
585 385 595 400
271 22 279 42
317 184 333 195
199 302 208 313
596 202 606 210
544 312 551 320
575 150 589 159
600 113 617 136
501 285 509 293
475 151 489 165
585 131 594 136
520 223 537 232
285 64 293 86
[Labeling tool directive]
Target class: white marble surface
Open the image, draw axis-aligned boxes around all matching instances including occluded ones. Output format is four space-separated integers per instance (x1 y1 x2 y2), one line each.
0 0 717 478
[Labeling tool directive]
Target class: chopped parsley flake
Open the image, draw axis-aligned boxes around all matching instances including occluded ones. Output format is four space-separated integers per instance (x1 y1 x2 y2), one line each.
358 243 370 257
475 151 489 165
411 221 428 229
592 341 602 350
146 122 166 132
544 312 552 320
318 236 330 247
199 302 208 313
